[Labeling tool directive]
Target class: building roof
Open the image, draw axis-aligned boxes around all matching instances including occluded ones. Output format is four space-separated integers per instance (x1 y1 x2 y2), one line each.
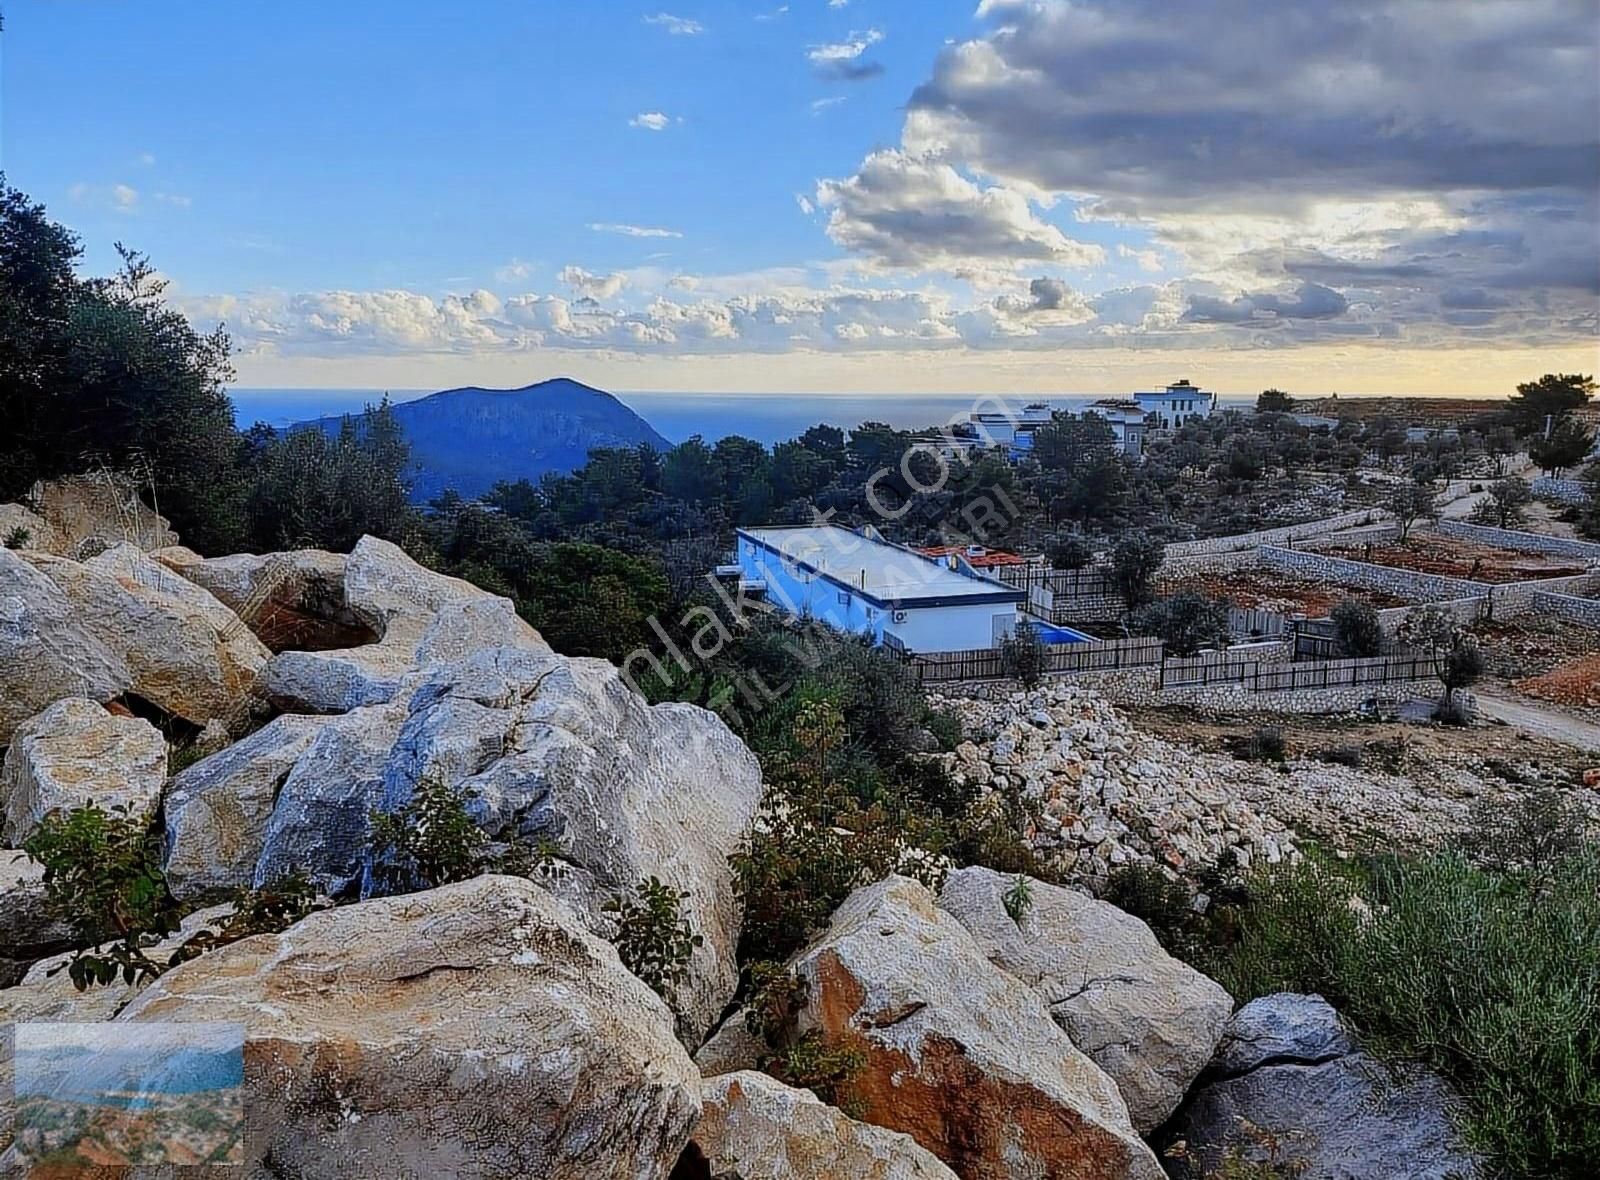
738 525 1024 609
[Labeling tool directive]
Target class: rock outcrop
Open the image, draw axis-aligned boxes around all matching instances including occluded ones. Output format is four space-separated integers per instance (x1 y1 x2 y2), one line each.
363 646 763 1043
700 876 1163 1180
937 866 1232 1132
161 713 332 900
0 698 167 844
0 548 132 744
686 1071 959 1180
16 545 268 728
0 503 57 554
1168 993 1483 1179
153 545 369 652
114 875 701 1180
19 474 178 557
261 535 547 712
0 854 72 986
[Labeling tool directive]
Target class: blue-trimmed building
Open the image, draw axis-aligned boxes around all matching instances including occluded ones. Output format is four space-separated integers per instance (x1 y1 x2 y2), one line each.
732 524 1026 653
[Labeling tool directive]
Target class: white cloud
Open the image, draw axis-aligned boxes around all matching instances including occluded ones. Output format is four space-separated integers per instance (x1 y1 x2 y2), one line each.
1117 244 1163 273
807 28 884 79
154 192 192 209
496 259 536 282
589 222 683 239
136 152 156 167
643 12 703 35
795 194 816 216
630 111 672 131
559 265 629 301
754 4 788 18
815 148 1104 281
811 96 847 114
112 184 139 209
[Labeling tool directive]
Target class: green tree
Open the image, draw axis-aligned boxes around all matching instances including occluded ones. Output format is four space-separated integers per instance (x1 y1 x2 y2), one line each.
1048 533 1095 570
1508 373 1595 436
1329 598 1383 657
998 620 1048 687
661 436 722 503
1129 590 1230 657
1109 532 1165 609
1256 388 1294 413
1400 604 1485 719
1472 476 1532 528
1529 415 1594 477
1388 480 1437 542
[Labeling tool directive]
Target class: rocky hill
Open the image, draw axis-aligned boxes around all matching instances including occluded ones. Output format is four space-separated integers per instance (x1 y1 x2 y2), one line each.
294 377 671 501
0 478 1492 1179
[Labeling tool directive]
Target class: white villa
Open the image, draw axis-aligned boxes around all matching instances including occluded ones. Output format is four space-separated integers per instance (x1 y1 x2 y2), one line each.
1135 379 1216 429
1087 399 1148 457
730 524 1025 653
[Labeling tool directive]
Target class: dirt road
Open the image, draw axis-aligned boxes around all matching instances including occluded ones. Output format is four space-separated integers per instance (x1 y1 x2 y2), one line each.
1476 691 1600 754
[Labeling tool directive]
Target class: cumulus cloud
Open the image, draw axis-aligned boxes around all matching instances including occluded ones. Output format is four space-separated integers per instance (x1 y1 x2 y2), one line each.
643 12 703 35
559 266 629 301
588 222 682 239
815 149 1103 281
629 111 672 131
808 28 884 80
1184 283 1350 324
993 277 1095 322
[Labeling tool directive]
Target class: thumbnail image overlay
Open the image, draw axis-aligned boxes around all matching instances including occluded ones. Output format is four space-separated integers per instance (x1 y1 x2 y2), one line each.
12 1023 245 1168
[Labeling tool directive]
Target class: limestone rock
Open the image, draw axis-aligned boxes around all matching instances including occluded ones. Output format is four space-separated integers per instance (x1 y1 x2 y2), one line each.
364 646 763 1044
0 548 132 744
23 545 269 727
261 535 547 713
115 875 701 1180
252 698 411 896
25 474 177 557
152 545 366 652
0 854 72 986
713 875 1163 1180
1210 992 1354 1076
0 503 57 554
688 1071 960 1180
1 698 166 844
162 713 332 901
1169 993 1483 1180
938 865 1233 1132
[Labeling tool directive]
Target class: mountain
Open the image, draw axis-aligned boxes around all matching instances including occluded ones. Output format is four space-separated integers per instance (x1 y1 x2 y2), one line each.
294 378 671 502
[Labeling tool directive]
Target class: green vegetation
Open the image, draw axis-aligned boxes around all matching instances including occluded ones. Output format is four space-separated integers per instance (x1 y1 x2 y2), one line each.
1399 604 1485 720
1002 874 1034 925
367 775 488 894
1130 589 1230 656
1508 373 1595 436
742 963 869 1116
3 524 29 549
1471 475 1532 528
603 877 703 1003
1387 480 1437 542
1110 532 1165 609
23 802 181 989
998 620 1047 687
1329 598 1382 658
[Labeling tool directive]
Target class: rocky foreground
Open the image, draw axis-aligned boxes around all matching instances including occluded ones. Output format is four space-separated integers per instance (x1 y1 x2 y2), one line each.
0 479 1488 1178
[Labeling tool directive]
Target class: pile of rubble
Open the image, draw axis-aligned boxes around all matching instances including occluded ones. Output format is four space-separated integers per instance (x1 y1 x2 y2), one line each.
930 682 1557 887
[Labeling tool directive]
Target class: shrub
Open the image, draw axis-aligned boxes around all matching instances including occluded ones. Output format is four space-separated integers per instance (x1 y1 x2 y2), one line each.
924 707 965 752
1458 788 1588 889
1002 874 1033 925
603 876 702 1002
1214 848 1600 1178
1102 864 1219 964
1313 744 1363 769
1129 591 1230 657
3 525 29 549
1048 533 1095 570
741 961 869 1115
1329 598 1382 658
998 620 1048 688
170 871 328 965
23 803 182 989
1231 726 1286 764
1109 532 1165 609
368 774 487 894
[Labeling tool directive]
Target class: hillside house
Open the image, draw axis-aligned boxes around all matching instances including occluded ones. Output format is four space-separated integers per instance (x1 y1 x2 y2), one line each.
969 402 1055 456
733 525 1025 653
1088 399 1149 457
1135 379 1216 429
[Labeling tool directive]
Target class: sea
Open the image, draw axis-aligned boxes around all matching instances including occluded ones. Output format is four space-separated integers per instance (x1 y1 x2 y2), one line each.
232 388 1259 447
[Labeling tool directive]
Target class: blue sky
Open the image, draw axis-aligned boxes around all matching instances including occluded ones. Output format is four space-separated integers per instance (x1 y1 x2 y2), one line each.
4 1 1597 395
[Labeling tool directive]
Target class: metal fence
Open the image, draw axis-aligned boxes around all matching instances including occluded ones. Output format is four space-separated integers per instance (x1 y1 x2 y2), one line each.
1160 652 1439 692
902 636 1164 684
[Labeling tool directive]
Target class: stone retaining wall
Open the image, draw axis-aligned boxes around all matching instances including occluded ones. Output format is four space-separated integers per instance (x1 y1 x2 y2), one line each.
1160 548 1265 577
1532 476 1588 506
1434 519 1600 561
1530 589 1600 627
1374 597 1485 634
1257 545 1485 604
1074 669 1440 715
1160 508 1386 559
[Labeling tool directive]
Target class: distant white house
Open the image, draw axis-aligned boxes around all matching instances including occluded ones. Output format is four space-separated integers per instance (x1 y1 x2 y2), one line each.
1087 399 1148 457
732 524 1025 653
1135 379 1216 429
968 403 1055 455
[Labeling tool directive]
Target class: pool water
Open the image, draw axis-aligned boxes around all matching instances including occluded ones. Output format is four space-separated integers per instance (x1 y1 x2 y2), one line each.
1031 622 1095 645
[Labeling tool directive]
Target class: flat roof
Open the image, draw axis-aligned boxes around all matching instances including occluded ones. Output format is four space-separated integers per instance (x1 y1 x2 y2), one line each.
738 525 1024 609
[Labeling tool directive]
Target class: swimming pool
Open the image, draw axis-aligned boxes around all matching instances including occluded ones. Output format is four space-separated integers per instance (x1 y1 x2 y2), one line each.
1031 621 1096 645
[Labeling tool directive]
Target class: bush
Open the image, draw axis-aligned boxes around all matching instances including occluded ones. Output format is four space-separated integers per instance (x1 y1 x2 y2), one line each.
603 876 702 1003
1110 532 1165 609
998 620 1048 688
1002 874 1033 925
1048 533 1095 570
1313 744 1363 769
22 803 181 989
368 774 487 894
1129 591 1230 657
1328 598 1382 658
1230 726 1286 764
924 707 965 752
1214 848 1600 1178
3 525 29 549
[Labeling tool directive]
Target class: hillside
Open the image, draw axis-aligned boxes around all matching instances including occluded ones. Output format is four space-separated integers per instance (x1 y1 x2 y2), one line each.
295 378 670 502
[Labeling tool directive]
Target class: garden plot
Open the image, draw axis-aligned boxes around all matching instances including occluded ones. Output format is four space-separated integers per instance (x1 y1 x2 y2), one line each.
1314 534 1586 583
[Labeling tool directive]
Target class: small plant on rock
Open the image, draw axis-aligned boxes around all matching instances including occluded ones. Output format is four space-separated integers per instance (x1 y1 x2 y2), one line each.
604 876 702 1002
23 802 181 990
1002 873 1034 926
742 961 869 1116
3 525 30 549
171 871 328 965
368 773 487 893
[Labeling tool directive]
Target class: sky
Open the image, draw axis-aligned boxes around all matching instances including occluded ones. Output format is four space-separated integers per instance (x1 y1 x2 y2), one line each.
4 0 1598 396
